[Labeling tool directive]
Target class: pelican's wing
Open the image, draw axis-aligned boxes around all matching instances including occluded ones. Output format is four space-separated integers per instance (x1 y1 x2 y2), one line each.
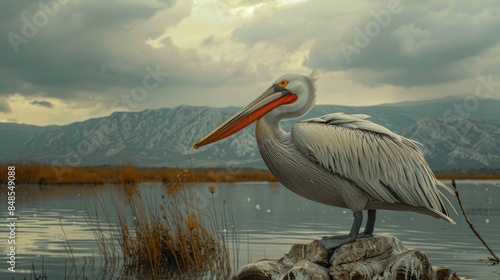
292 113 455 222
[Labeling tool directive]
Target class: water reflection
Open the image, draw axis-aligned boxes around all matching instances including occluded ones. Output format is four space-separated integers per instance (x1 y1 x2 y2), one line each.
0 181 499 279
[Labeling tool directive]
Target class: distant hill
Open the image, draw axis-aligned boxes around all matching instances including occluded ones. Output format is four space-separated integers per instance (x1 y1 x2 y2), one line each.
0 123 46 159
1 97 499 170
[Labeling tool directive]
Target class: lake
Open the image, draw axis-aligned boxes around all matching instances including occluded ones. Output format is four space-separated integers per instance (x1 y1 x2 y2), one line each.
1 180 499 279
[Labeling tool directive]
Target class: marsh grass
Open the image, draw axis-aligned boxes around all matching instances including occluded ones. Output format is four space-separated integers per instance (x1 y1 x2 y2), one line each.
10 258 58 280
0 162 278 185
1 163 499 186
86 169 233 279
435 173 500 180
57 219 97 280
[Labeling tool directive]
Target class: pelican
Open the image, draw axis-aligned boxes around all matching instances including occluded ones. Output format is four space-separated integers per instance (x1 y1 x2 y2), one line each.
194 71 455 249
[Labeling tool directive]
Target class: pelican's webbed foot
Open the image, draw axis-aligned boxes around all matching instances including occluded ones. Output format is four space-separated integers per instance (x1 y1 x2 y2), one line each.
356 232 373 238
320 234 357 250
319 210 376 250
320 232 373 249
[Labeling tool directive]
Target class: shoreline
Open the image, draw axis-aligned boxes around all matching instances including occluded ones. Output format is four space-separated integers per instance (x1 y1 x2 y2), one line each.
1 163 499 185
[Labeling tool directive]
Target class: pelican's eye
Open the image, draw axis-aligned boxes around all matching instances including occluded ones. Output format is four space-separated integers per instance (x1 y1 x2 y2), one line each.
278 79 289 88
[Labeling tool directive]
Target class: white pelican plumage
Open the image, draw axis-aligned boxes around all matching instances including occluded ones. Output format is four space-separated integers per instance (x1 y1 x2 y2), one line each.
194 71 455 249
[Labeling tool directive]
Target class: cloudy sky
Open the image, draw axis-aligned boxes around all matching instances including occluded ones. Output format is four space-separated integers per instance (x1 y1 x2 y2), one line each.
1 0 500 125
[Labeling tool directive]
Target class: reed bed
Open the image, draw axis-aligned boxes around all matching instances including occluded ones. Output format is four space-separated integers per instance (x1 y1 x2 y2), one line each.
435 173 500 180
0 162 278 185
87 169 233 279
1 163 499 186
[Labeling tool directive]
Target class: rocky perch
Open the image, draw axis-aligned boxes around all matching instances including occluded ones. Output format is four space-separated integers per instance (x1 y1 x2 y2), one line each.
230 236 462 280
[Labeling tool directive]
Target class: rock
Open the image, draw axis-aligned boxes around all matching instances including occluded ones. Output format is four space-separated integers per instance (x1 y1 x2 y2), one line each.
230 236 462 280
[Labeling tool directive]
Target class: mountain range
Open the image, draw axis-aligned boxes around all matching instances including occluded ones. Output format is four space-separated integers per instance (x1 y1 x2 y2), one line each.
1 96 499 170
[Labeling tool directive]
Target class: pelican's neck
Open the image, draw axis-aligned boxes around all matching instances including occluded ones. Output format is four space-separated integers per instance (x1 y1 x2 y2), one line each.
256 112 289 142
255 112 295 180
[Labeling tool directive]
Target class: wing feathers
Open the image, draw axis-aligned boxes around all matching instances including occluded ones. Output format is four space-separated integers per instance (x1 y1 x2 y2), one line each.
303 113 402 142
292 113 454 221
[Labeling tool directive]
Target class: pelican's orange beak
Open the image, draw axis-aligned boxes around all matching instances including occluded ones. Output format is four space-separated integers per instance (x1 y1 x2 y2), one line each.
193 85 297 149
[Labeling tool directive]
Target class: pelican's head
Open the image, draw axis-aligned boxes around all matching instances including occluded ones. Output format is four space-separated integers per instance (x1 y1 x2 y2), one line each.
193 71 318 149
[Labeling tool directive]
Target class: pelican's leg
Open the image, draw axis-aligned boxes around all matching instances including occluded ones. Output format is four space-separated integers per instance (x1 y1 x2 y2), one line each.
358 209 376 238
320 211 362 250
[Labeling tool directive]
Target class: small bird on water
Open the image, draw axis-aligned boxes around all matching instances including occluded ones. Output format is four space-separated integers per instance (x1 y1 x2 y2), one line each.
194 71 455 249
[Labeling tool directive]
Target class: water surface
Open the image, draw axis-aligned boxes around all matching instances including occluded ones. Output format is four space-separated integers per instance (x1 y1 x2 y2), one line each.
1 180 499 279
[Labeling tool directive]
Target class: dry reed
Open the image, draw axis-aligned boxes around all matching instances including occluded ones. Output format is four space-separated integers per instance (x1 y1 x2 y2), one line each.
1 163 499 186
87 169 233 279
0 162 278 185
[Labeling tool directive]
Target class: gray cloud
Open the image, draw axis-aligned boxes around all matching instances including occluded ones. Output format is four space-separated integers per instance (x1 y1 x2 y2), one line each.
30 100 54 108
0 0 258 110
231 0 328 51
2 0 500 125
305 2 500 87
201 35 221 47
1 1 172 97
230 1 500 88
219 0 281 9
0 99 11 113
